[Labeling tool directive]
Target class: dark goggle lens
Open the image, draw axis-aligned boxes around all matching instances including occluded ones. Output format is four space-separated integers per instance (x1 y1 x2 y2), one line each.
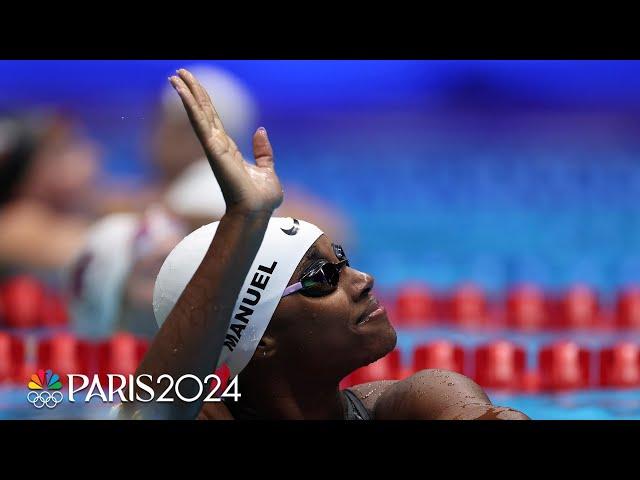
299 261 345 297
333 244 349 264
324 263 341 285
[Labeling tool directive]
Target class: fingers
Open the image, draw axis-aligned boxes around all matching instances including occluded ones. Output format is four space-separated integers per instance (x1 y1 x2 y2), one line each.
175 68 241 154
168 75 210 142
176 69 226 134
253 127 274 168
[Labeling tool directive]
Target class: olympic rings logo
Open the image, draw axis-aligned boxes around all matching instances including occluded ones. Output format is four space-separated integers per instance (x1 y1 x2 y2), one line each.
27 369 64 409
27 390 64 409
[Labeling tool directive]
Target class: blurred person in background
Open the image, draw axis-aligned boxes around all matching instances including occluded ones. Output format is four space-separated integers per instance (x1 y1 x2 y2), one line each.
0 113 100 272
67 206 186 339
147 64 353 243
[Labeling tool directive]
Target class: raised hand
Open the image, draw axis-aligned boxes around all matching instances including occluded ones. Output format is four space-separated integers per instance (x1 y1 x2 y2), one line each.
169 69 283 216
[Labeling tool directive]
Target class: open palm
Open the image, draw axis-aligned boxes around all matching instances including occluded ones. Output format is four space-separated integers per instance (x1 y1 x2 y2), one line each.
169 69 283 215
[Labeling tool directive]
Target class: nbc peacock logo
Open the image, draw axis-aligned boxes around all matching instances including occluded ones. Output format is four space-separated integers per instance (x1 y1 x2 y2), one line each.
27 369 64 409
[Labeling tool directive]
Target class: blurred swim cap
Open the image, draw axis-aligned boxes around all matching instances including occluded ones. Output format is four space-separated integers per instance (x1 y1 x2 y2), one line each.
68 207 185 338
164 159 226 221
153 217 323 377
160 64 257 143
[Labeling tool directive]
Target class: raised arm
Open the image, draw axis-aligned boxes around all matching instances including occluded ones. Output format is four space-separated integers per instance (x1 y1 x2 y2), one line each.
120 69 283 420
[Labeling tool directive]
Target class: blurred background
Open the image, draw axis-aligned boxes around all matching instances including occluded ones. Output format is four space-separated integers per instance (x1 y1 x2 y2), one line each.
2 60 640 419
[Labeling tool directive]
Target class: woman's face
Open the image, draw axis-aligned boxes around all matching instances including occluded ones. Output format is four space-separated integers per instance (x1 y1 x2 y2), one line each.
266 234 397 379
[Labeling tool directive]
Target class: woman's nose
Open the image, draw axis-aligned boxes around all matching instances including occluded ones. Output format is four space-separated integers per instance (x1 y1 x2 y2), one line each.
345 266 375 302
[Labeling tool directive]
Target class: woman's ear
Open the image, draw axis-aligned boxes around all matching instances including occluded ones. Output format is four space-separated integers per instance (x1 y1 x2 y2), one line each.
253 333 277 361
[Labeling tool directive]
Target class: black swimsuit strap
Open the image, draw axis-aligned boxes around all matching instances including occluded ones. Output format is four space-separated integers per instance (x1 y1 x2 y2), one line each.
341 389 372 420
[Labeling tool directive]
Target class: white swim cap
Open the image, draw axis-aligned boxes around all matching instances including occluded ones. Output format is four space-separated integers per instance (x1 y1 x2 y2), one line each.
153 217 323 376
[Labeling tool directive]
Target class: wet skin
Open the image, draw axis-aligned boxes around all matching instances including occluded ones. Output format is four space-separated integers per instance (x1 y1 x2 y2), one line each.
199 235 530 421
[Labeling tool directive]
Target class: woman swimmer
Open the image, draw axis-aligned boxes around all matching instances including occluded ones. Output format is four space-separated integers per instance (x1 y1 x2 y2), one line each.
120 69 529 420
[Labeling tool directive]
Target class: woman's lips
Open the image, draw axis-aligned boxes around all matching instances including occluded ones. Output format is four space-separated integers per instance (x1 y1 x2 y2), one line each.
356 299 386 325
364 306 386 323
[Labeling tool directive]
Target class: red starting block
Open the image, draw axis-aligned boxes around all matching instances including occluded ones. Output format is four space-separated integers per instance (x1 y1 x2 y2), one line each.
1 276 45 328
394 284 434 326
615 287 640 329
599 342 640 388
412 341 465 374
448 284 488 326
555 285 600 329
539 341 591 390
37 333 83 378
506 284 548 330
474 340 526 390
0 333 24 384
